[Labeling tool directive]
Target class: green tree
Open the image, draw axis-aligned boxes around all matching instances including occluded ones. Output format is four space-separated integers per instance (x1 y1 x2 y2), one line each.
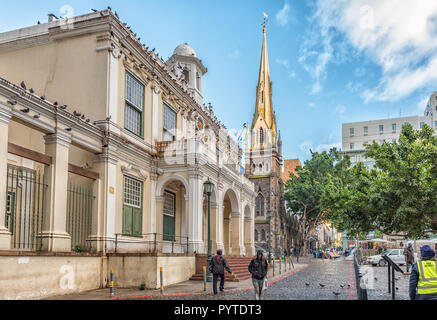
325 124 437 239
284 148 350 254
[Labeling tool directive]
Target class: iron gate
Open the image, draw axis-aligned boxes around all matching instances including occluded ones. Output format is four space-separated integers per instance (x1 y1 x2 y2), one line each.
66 183 93 251
6 164 45 251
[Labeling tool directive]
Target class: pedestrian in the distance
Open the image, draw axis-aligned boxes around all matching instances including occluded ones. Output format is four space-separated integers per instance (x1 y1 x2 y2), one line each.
404 243 415 273
209 249 232 295
294 246 300 263
409 245 437 300
248 250 269 300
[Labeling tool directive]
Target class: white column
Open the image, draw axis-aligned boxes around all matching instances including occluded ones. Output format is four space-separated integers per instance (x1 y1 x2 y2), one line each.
181 194 188 239
93 147 119 252
108 51 120 124
0 103 12 250
188 171 203 253
151 84 161 144
216 187 224 250
149 173 158 235
41 130 72 252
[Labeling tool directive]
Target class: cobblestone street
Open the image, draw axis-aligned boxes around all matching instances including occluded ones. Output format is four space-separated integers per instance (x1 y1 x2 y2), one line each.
363 264 410 300
122 257 357 300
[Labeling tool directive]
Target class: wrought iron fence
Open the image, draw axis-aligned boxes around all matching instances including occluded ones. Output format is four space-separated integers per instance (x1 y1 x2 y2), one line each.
114 233 190 254
66 183 93 251
6 164 46 251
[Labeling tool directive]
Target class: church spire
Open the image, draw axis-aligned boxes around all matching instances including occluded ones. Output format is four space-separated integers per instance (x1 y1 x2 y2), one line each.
252 16 275 134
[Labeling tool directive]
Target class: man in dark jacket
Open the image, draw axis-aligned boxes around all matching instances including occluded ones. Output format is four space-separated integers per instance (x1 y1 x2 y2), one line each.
248 250 269 300
294 246 300 263
409 245 437 300
404 243 415 272
209 249 232 295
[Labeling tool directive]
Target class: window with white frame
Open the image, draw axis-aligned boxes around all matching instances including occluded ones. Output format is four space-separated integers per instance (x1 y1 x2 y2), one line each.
125 72 144 137
379 125 384 133
364 126 368 135
163 104 177 141
123 176 142 208
163 190 176 241
420 122 425 129
350 128 354 137
392 123 397 131
350 143 354 150
122 176 143 236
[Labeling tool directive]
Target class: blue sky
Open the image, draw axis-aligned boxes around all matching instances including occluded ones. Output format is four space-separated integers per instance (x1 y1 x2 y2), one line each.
1 0 436 162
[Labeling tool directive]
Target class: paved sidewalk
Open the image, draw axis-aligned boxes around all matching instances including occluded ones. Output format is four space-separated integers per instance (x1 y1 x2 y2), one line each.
44 260 308 300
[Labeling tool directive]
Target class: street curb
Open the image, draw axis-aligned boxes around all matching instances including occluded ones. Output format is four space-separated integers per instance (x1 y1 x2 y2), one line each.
105 264 310 300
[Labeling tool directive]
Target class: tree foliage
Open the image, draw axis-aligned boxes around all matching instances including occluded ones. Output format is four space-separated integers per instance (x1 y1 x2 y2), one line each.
284 148 350 253
325 124 437 239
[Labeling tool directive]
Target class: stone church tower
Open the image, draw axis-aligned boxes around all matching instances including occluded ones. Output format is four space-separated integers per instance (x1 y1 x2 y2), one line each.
245 22 287 257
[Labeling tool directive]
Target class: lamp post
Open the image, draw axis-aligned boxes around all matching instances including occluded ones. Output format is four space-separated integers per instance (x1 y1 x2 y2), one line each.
204 179 215 282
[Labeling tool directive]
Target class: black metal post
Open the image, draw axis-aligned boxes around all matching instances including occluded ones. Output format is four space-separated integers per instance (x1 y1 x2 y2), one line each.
206 191 212 282
388 263 391 293
392 266 395 300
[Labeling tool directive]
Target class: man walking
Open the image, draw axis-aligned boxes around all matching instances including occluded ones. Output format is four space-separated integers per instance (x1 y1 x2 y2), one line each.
209 249 232 295
404 243 415 273
294 246 300 263
248 250 269 300
409 245 437 300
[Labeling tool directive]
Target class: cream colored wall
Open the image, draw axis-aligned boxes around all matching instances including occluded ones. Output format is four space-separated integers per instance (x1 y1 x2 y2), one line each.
0 256 103 300
8 120 45 154
0 33 108 122
107 255 195 289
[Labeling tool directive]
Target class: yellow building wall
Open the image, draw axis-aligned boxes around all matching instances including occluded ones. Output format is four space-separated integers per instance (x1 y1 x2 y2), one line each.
0 32 108 123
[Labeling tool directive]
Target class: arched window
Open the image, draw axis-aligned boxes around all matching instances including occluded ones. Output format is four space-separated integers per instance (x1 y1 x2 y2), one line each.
183 69 190 84
260 128 264 146
255 230 259 242
261 229 266 241
196 72 200 90
256 194 264 217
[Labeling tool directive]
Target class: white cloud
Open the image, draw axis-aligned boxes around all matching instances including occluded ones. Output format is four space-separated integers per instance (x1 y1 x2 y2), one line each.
308 102 316 108
276 58 290 69
417 96 429 113
307 0 437 102
228 49 240 60
299 140 342 155
289 71 296 79
336 104 346 114
276 2 291 27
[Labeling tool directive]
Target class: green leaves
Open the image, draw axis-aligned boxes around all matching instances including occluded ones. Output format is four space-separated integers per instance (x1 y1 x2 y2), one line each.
326 124 437 239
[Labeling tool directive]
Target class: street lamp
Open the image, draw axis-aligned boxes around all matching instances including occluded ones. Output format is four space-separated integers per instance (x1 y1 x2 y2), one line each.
204 178 215 283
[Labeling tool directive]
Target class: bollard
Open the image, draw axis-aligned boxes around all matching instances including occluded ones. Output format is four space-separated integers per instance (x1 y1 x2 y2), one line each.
203 266 207 292
273 259 275 277
279 257 282 274
160 267 164 294
109 269 114 297
285 257 288 272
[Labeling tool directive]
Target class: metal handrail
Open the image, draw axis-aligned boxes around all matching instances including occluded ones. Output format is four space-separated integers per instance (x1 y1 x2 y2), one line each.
113 233 190 254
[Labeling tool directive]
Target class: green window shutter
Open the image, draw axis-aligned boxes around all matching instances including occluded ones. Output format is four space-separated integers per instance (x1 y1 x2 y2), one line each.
123 205 133 235
132 207 142 236
163 215 175 241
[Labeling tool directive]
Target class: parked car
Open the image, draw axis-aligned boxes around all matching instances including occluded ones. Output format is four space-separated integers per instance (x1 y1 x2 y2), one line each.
366 249 417 267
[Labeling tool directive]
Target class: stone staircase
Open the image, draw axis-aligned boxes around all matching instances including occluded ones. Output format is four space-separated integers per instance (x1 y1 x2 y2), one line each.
190 256 254 282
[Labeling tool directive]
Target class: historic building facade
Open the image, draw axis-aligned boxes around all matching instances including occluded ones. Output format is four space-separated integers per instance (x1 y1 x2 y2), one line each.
244 23 287 257
0 9 255 299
